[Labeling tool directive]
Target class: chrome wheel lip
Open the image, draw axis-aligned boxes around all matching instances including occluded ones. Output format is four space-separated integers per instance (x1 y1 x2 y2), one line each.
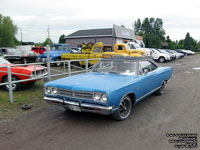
118 97 132 119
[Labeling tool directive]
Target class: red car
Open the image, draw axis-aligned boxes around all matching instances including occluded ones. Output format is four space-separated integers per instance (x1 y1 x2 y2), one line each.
0 57 47 91
31 47 47 54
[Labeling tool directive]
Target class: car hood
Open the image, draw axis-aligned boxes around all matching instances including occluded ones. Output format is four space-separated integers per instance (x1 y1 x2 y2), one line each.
45 72 137 93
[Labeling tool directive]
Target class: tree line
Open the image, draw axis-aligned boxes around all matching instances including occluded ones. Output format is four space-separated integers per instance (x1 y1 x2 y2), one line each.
134 17 200 51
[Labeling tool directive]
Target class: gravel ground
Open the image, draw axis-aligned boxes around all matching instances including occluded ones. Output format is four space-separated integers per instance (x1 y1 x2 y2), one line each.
0 55 200 150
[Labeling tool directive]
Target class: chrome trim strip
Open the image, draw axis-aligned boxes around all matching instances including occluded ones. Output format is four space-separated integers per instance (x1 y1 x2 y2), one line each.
136 86 161 102
44 96 63 103
81 103 112 110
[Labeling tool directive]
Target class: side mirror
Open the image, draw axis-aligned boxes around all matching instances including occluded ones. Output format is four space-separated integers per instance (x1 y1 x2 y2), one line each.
143 69 149 75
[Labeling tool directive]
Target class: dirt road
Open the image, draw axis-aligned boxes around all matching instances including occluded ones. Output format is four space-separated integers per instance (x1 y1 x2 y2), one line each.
0 55 200 150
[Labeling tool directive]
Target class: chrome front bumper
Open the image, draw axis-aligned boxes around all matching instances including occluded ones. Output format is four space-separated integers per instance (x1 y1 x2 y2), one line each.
44 96 113 115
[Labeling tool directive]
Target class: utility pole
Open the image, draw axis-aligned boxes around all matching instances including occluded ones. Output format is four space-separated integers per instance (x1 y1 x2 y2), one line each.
47 24 50 46
20 28 23 43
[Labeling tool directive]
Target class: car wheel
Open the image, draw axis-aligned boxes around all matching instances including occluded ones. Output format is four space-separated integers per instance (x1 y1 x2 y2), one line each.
54 58 62 66
2 76 22 91
159 57 165 63
112 95 132 121
155 82 165 95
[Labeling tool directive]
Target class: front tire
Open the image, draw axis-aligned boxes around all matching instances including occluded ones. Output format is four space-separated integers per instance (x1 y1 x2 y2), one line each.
158 57 165 63
2 76 22 91
112 96 132 121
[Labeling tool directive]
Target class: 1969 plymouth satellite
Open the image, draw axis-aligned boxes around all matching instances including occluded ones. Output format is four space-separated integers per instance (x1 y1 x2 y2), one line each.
44 57 173 120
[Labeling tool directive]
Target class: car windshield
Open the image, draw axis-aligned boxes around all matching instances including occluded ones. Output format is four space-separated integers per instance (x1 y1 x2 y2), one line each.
92 60 137 75
0 57 11 65
51 45 62 51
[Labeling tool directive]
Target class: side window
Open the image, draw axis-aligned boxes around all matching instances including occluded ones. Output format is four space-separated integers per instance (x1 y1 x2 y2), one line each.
117 45 125 50
139 61 157 74
63 45 69 50
102 46 112 52
93 46 101 53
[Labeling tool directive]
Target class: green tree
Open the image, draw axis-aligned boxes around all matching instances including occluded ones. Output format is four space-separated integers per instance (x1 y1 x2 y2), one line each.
134 17 165 48
42 38 53 46
0 14 18 47
58 34 65 43
184 32 192 50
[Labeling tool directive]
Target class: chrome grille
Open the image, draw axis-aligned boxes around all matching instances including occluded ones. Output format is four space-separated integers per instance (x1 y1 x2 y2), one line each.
58 89 93 100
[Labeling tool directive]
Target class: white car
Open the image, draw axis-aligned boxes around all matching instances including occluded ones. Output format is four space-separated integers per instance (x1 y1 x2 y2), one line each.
165 50 184 59
149 49 171 63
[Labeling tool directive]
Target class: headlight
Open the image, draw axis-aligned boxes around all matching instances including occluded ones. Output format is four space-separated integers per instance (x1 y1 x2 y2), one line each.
94 93 101 101
101 94 107 102
52 87 58 95
93 93 107 103
45 87 52 94
45 87 58 95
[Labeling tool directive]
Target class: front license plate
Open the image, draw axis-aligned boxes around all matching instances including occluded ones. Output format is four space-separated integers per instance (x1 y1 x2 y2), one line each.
69 105 81 112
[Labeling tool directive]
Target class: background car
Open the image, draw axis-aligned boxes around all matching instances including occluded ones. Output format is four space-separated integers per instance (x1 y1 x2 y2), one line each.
0 57 47 91
31 47 47 54
44 57 173 121
150 48 171 63
1 47 38 63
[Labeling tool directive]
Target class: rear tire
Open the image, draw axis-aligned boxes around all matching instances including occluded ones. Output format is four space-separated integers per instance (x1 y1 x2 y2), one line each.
112 96 132 121
155 82 165 95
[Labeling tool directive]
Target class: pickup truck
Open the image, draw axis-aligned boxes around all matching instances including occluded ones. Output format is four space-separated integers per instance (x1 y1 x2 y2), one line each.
62 43 113 66
38 44 70 66
62 43 145 66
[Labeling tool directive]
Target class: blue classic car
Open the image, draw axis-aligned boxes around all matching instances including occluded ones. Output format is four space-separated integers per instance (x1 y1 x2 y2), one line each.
44 57 173 120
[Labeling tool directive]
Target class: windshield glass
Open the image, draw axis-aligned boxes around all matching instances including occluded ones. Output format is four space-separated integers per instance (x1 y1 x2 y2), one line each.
0 57 11 65
92 60 137 75
51 45 62 51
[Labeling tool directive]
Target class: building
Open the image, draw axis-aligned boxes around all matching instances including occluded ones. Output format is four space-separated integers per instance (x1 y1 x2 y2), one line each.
65 24 136 47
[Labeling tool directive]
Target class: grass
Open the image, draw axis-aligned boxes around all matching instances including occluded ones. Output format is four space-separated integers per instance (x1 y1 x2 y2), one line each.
0 80 48 120
195 52 200 55
0 66 85 120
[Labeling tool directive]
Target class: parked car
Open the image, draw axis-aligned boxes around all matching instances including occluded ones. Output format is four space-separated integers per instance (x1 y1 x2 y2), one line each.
44 57 173 120
31 47 47 54
0 47 38 63
165 49 184 59
70 47 81 53
160 49 176 60
150 48 171 63
38 44 71 66
181 49 195 55
0 57 47 91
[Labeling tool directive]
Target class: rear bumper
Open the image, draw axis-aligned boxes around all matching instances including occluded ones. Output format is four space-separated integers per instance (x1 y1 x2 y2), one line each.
44 96 113 115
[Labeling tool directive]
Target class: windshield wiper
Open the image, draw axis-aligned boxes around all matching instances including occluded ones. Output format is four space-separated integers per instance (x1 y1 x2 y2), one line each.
108 71 119 74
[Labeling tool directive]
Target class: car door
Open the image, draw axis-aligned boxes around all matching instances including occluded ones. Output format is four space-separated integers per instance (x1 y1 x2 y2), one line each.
137 60 158 97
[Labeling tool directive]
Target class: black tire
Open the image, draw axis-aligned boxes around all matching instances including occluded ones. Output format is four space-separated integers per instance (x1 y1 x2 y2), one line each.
112 95 133 121
158 57 165 63
22 104 31 110
155 82 165 95
2 76 22 91
54 58 62 67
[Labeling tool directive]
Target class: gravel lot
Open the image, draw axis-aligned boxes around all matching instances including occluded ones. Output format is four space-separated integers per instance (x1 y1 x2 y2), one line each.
0 55 200 150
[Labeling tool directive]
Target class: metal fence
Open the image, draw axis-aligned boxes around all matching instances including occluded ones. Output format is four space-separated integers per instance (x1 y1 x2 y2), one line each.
0 58 99 103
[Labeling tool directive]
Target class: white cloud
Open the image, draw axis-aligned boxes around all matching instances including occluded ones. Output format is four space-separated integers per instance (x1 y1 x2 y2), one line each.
1 0 200 43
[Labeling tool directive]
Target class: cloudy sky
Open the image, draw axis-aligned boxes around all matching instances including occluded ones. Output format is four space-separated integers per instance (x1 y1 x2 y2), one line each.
0 0 200 43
